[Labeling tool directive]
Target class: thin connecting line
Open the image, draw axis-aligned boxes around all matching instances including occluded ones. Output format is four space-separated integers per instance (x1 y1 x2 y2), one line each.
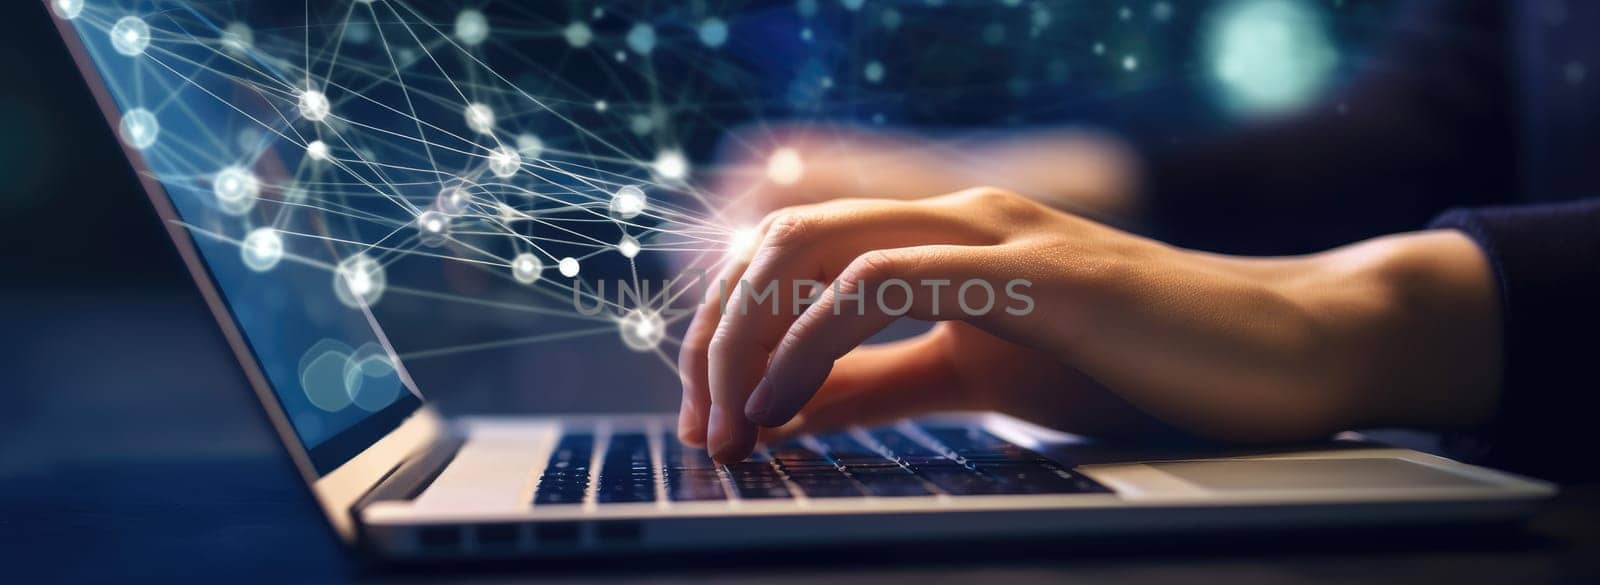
74 2 821 372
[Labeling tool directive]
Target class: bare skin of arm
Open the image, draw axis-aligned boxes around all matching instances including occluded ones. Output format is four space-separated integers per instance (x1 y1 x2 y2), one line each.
676 188 1501 463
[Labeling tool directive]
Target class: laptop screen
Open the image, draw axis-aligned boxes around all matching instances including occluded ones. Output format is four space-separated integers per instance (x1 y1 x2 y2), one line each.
58 4 432 475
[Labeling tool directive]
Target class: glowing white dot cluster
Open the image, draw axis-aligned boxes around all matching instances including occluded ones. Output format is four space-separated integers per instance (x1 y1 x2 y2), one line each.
111 16 151 56
241 227 284 271
51 0 84 20
464 102 495 134
610 185 647 219
455 9 490 46
119 108 159 150
512 253 544 284
213 166 260 216
299 89 331 122
652 149 688 182
334 254 386 308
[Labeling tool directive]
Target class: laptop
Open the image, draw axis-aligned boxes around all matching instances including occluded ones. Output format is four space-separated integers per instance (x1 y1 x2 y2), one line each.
47 0 1554 561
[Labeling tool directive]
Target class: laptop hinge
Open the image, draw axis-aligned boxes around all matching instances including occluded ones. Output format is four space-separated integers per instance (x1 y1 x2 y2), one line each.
354 434 466 509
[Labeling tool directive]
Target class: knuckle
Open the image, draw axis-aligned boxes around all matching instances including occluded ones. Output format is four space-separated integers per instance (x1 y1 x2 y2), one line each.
969 187 1043 222
761 210 814 249
843 249 902 283
936 187 1046 228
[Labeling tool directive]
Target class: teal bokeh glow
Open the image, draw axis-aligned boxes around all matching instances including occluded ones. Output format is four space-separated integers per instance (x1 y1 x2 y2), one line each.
1205 0 1339 117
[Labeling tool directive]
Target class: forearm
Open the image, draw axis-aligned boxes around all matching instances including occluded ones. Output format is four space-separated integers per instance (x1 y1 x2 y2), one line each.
1287 230 1502 431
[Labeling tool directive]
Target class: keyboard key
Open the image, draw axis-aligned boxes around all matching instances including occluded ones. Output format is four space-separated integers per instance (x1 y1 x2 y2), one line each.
660 432 728 501
917 425 1110 494
598 433 657 503
813 432 933 497
768 440 865 498
533 433 594 505
726 454 793 500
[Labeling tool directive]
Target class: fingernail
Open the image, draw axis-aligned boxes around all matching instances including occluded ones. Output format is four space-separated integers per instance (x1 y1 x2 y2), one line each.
744 378 777 424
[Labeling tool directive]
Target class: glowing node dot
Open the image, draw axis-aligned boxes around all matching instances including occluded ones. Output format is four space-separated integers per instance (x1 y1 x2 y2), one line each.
436 186 473 215
626 23 657 55
495 202 523 222
864 61 885 83
841 0 865 12
557 257 580 278
729 227 760 258
594 100 608 112
455 9 490 46
334 253 386 308
488 146 522 178
241 227 284 272
51 0 84 20
299 89 331 122
766 147 805 186
1122 55 1139 71
629 115 654 136
698 18 729 48
1207 0 1339 116
610 185 647 219
119 108 159 150
464 102 495 134
1153 2 1176 21
617 235 641 259
516 133 544 160
222 22 253 56
511 253 543 285
306 140 330 161
881 8 903 30
415 210 451 247
652 149 688 182
213 166 260 216
346 20 373 44
111 16 151 57
618 309 665 352
563 22 593 48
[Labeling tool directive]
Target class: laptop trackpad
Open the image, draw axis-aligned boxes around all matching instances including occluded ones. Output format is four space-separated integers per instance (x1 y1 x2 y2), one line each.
1147 458 1492 491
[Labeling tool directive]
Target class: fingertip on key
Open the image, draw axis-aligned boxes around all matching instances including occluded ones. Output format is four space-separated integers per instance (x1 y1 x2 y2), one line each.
677 408 705 447
708 408 756 463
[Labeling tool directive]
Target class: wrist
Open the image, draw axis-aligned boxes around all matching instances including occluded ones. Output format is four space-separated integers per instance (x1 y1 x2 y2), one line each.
1294 231 1503 431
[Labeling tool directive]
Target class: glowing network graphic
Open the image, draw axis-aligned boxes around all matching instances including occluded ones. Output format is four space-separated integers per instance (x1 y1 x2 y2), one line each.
58 0 1348 417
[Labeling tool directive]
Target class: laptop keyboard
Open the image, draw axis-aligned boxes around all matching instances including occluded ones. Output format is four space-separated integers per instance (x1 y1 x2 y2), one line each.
531 433 592 505
531 423 1108 506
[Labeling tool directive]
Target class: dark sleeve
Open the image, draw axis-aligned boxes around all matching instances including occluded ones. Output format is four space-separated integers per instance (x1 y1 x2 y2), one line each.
1429 199 1600 482
1141 0 1514 255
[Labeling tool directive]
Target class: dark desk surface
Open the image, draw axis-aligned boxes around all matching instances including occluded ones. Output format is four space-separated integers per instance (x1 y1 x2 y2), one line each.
4 290 1599 584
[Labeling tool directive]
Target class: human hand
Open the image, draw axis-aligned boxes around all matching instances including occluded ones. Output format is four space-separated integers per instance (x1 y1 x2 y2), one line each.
677 188 1502 463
